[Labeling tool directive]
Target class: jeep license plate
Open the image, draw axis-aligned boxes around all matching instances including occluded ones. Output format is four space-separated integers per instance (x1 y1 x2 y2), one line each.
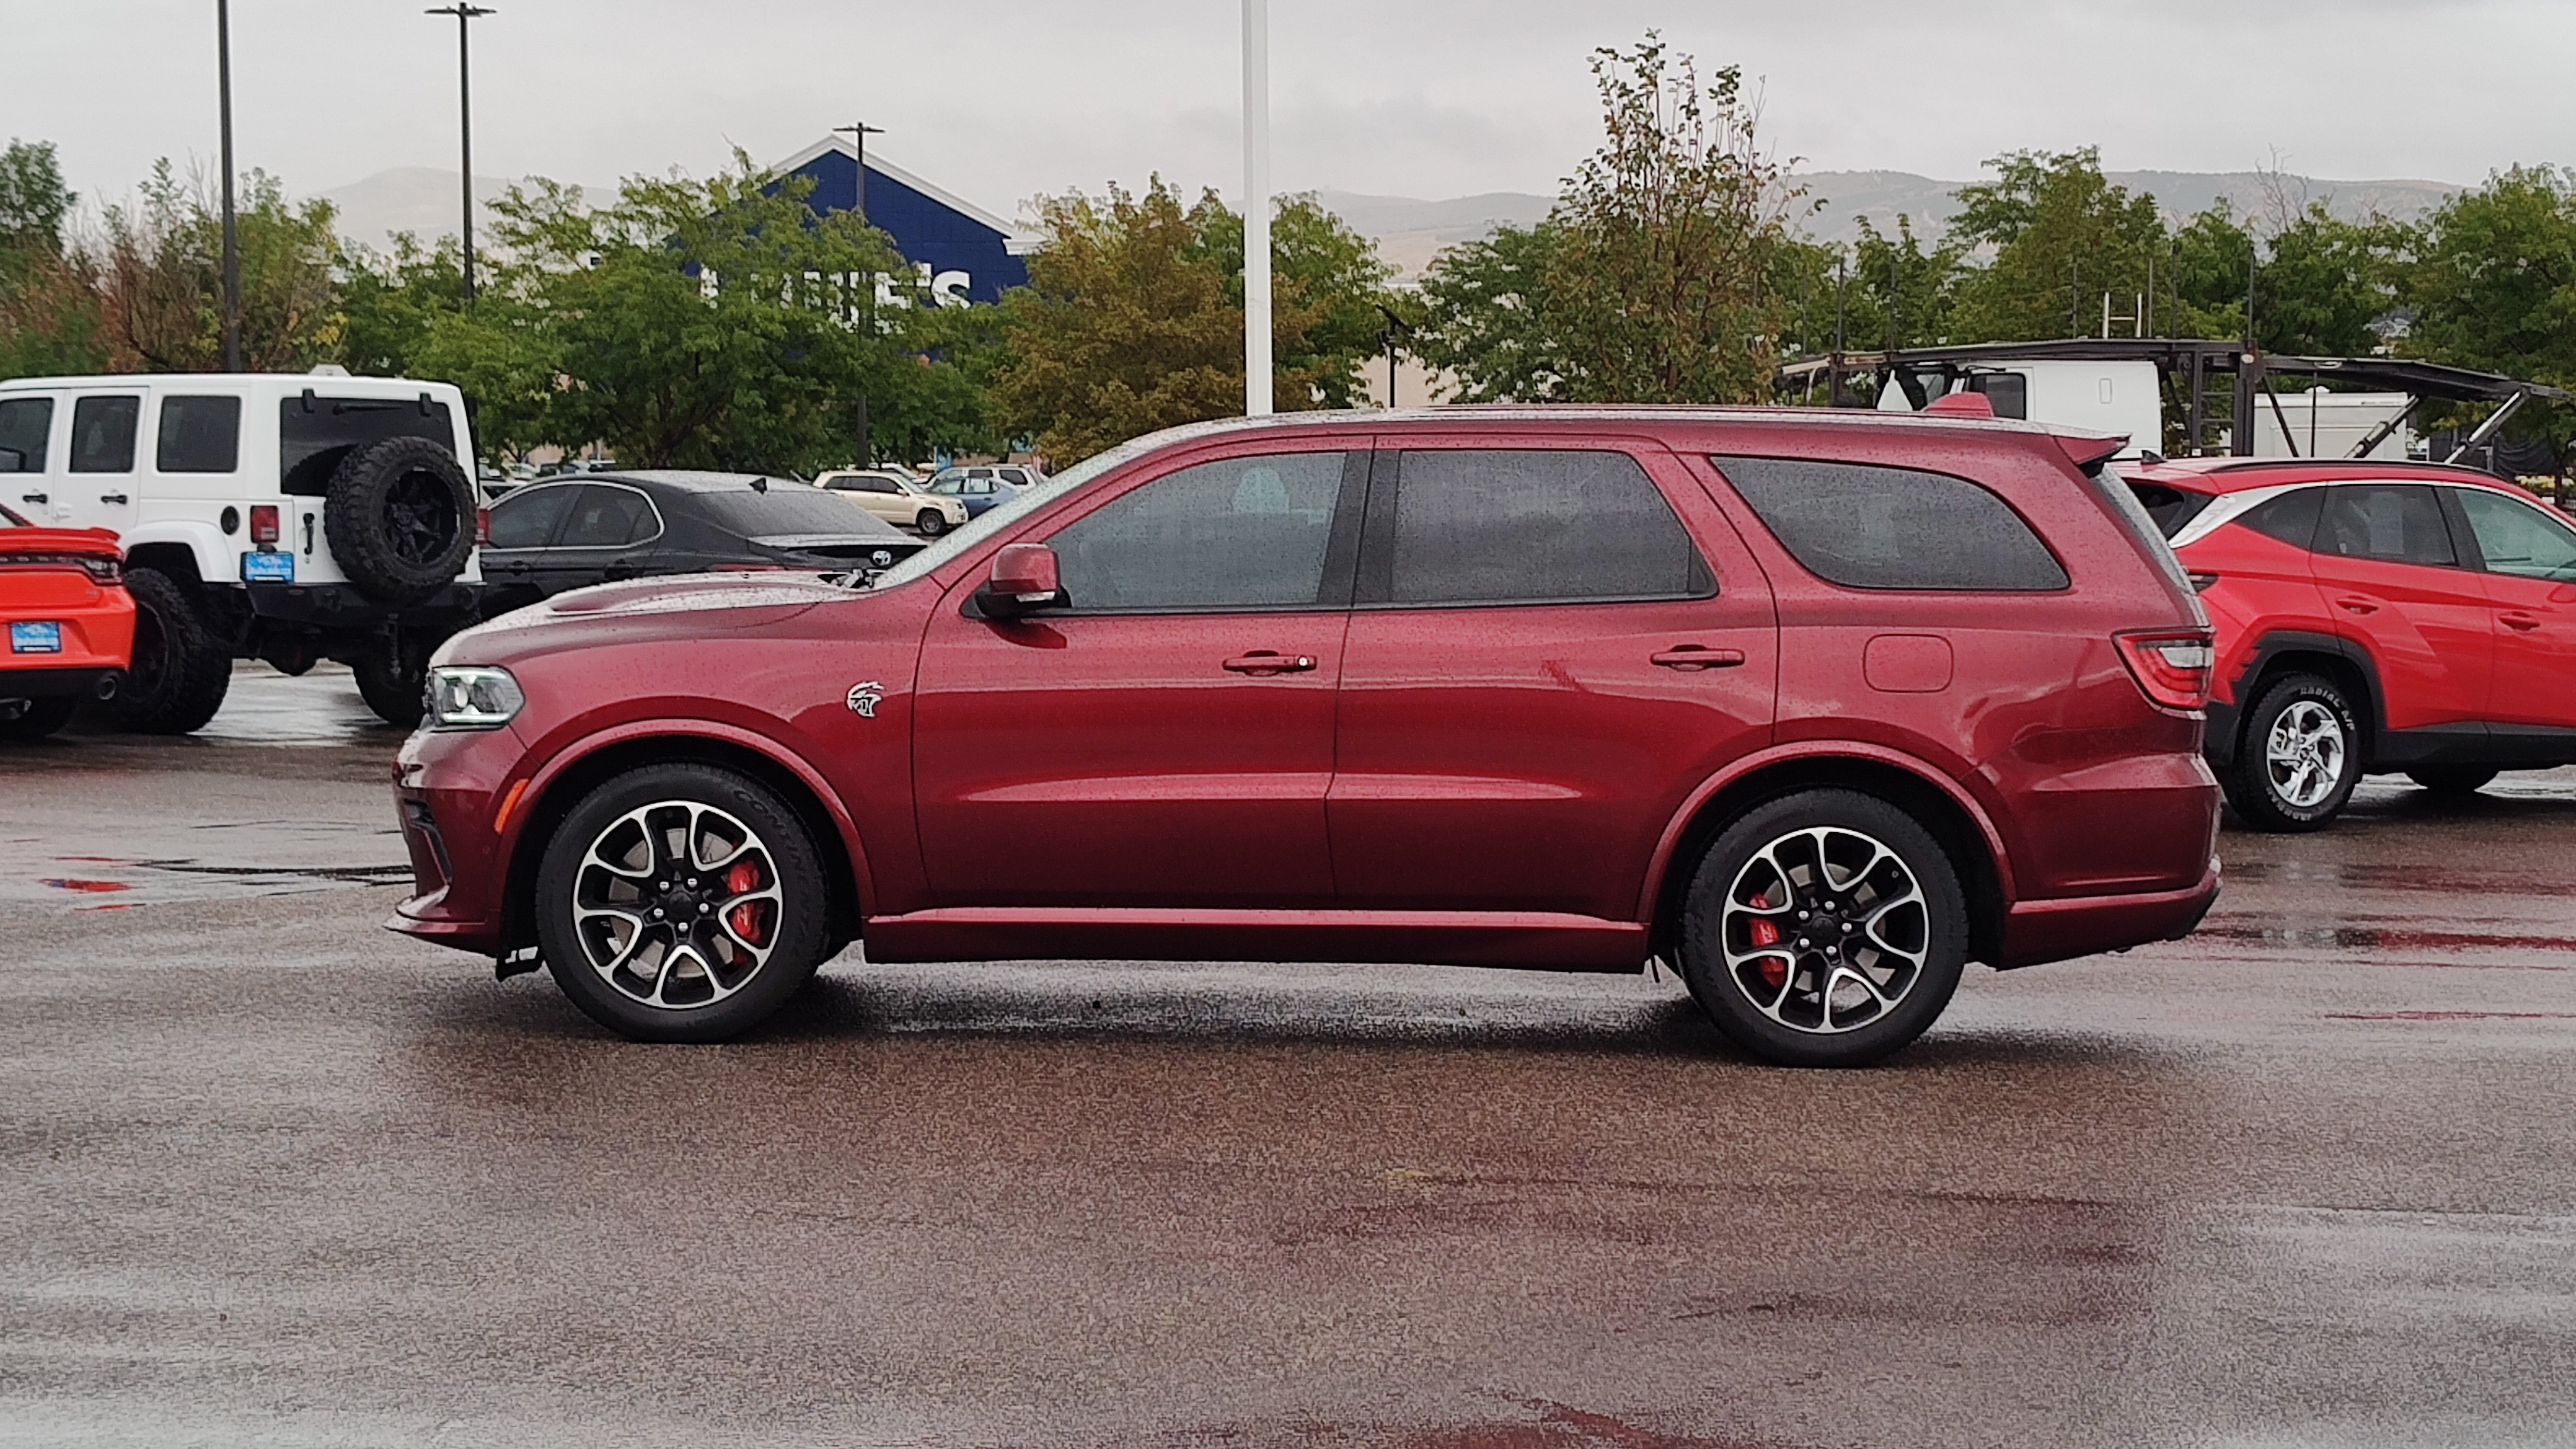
242 552 295 583
9 621 62 654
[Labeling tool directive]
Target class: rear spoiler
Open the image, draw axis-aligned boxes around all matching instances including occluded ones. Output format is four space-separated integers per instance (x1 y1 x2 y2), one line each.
2053 432 2128 474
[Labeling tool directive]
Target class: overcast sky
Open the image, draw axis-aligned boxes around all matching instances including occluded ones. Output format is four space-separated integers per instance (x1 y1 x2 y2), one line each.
7 0 2572 225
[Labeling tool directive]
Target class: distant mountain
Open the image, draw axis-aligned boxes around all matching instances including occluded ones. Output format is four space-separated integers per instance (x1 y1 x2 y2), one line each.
1322 169 2463 278
322 167 615 253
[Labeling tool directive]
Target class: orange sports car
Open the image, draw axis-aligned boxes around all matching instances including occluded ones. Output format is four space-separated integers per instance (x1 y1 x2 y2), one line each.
1 502 133 740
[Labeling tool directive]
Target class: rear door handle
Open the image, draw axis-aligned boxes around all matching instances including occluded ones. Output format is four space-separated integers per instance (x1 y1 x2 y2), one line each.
97 492 128 505
1223 650 1316 675
19 492 44 506
2334 596 2380 615
2502 611 2541 632
1652 645 1748 670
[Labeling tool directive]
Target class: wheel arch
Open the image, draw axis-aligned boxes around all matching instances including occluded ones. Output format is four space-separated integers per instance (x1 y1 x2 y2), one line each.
498 725 867 956
2223 631 2382 767
119 523 231 587
1642 747 2012 972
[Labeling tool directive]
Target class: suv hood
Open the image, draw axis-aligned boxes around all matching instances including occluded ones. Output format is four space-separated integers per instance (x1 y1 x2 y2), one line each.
435 571 853 667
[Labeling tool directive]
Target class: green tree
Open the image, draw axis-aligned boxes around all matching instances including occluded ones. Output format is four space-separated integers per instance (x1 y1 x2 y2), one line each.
1544 35 1804 402
989 178 1392 462
0 138 110 378
2401 165 2576 405
1416 35 1803 404
1947 148 2166 342
336 231 467 380
96 162 341 372
1412 219 1575 402
416 160 987 471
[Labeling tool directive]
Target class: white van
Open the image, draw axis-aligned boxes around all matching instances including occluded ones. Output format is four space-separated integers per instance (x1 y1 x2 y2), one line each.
0 370 485 731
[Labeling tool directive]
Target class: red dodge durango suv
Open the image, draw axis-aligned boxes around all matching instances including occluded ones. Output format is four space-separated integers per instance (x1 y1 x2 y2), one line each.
391 409 2223 1066
2125 457 2576 830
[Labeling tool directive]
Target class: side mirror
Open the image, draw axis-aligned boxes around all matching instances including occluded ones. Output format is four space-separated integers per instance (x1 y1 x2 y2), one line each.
978 542 1063 619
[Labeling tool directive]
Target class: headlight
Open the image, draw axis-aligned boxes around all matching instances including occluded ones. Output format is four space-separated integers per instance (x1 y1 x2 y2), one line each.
426 665 525 730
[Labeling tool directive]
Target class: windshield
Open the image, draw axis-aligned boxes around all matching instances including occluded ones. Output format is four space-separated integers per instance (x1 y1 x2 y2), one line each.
860 436 1161 592
694 485 896 537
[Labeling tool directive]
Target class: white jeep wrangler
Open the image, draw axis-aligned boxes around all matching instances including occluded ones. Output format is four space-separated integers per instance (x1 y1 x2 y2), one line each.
0 370 486 731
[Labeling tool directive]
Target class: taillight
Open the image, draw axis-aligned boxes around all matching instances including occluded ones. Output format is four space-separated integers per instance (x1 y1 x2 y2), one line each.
475 508 492 546
249 504 281 546
2116 629 2216 712
83 555 121 584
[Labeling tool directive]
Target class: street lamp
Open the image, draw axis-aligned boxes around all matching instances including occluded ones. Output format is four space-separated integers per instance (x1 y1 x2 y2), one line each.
1241 0 1272 417
215 0 238 370
426 5 496 303
832 121 886 225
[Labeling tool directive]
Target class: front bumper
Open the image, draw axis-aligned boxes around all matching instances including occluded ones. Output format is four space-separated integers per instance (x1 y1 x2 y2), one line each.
1998 860 2223 969
385 722 524 957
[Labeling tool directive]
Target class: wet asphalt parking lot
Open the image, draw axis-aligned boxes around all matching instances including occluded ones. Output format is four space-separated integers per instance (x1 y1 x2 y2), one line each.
3 664 2572 1448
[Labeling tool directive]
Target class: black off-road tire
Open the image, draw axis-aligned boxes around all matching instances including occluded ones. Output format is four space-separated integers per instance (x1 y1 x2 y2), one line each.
2228 672 2363 832
104 567 233 735
323 437 475 605
352 636 432 730
0 696 77 741
2407 765 2499 796
536 763 831 1043
1677 789 1970 1069
914 508 948 537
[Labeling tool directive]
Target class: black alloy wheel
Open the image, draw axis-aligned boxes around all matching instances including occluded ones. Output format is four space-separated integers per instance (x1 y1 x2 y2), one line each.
1678 789 1969 1068
535 763 832 1043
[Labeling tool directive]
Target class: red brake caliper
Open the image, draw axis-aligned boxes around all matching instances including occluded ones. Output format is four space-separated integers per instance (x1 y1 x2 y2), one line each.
1748 897 1789 989
724 859 767 945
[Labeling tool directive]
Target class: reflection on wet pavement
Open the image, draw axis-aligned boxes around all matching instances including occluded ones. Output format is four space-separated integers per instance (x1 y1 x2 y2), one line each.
191 660 404 746
0 729 2571 1445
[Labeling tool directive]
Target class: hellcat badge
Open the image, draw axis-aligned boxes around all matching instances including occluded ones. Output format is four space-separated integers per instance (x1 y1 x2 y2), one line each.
846 681 884 718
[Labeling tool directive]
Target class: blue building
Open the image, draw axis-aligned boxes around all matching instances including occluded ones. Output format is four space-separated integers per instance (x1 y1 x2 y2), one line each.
769 136 1034 307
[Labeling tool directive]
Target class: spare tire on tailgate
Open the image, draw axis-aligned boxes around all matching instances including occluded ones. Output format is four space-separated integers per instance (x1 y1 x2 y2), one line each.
323 436 475 604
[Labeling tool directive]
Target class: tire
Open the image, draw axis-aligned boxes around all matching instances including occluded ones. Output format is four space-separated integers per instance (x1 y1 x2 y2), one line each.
2407 765 2499 796
535 763 831 1043
323 436 475 605
0 696 77 741
105 567 233 735
352 636 431 729
2228 672 2362 831
914 509 948 538
1677 789 1970 1068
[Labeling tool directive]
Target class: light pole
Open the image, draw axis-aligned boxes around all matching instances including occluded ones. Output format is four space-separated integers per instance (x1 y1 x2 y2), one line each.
833 121 885 225
426 5 496 303
216 0 239 370
1241 0 1272 416
832 123 886 470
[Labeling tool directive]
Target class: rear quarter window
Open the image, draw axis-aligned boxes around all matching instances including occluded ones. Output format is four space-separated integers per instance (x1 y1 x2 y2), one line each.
1711 455 2069 591
2125 482 2214 540
2238 487 2325 548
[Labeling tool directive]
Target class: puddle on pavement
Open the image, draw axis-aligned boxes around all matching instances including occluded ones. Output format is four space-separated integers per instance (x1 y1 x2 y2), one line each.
1 818 410 910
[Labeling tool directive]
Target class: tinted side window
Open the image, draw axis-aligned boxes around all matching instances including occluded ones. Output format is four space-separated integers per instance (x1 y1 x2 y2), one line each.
2239 487 2324 548
1967 373 2028 419
486 486 576 549
0 397 53 472
2455 487 2576 581
158 396 242 473
1048 451 1348 612
558 486 658 547
2319 484 2454 566
1714 455 2069 591
70 396 141 473
1380 449 1706 606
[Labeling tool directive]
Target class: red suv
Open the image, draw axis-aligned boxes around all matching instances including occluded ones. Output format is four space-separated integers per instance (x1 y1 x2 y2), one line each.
2125 457 2576 830
391 409 2221 1067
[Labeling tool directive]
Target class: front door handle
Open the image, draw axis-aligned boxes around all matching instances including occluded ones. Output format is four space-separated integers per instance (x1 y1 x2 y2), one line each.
1223 650 1316 675
2502 611 2541 632
98 492 128 505
1652 645 1748 670
2334 595 2380 615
